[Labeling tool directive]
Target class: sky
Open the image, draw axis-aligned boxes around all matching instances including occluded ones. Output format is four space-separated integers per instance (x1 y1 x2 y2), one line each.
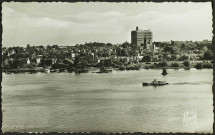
2 2 213 47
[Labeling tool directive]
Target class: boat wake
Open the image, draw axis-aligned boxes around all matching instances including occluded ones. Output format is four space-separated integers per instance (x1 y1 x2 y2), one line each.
170 81 212 85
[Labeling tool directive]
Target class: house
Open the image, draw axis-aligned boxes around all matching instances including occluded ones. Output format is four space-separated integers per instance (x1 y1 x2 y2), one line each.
10 58 29 68
129 56 140 63
26 55 42 66
71 52 76 58
42 58 57 66
30 58 37 64
27 58 30 65
137 55 143 60
8 49 15 56
86 52 95 59
175 54 181 60
189 54 197 61
98 57 113 67
114 56 129 63
36 55 43 63
152 55 159 62
88 57 99 66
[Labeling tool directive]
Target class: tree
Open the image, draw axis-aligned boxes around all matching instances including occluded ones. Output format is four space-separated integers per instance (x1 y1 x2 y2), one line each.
121 48 129 56
203 50 213 60
46 45 52 51
203 62 213 69
119 65 126 70
158 55 163 61
122 42 130 48
141 55 151 62
195 63 203 69
27 44 30 49
97 49 103 57
28 63 37 69
170 40 175 45
155 61 167 67
163 52 171 60
106 43 113 47
171 62 179 67
102 49 110 57
181 43 185 49
131 49 139 56
52 63 69 69
76 59 88 69
111 51 117 56
183 60 190 67
164 46 174 54
171 54 177 61
52 45 59 50
160 61 167 67
180 55 188 61
73 55 80 67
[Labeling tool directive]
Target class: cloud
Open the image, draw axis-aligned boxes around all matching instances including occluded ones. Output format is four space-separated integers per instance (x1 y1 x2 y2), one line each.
36 17 70 28
60 11 125 24
2 2 213 46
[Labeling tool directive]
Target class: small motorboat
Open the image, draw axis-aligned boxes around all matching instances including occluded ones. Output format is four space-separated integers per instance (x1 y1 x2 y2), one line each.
93 70 109 73
92 67 112 73
75 69 88 73
142 79 168 86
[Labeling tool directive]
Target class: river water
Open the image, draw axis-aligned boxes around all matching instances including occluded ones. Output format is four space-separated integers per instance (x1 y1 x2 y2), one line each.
1 69 213 133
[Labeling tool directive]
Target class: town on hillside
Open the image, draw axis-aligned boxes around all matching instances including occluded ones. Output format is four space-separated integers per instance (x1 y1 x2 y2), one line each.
2 27 213 73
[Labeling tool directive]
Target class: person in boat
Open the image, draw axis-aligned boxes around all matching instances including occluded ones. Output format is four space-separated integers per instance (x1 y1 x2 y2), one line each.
151 79 166 85
152 79 157 84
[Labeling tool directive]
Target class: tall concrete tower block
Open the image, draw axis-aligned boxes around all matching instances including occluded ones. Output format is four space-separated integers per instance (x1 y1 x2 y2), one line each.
131 27 153 46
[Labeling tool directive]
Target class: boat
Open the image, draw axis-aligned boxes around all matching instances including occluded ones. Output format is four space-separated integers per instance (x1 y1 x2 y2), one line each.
142 79 168 86
59 68 67 72
28 70 38 74
93 70 109 73
67 68 75 73
75 69 88 73
92 67 112 73
162 69 168 75
44 68 50 73
100 67 112 72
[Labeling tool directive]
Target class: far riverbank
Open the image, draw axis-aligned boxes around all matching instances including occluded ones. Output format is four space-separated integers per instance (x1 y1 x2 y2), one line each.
3 60 212 74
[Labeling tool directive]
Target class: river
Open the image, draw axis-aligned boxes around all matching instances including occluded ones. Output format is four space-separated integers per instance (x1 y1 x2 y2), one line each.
1 69 213 133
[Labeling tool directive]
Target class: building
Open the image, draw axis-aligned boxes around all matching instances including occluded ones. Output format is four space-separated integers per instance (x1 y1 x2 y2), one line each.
42 58 57 66
131 26 153 46
98 57 113 67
